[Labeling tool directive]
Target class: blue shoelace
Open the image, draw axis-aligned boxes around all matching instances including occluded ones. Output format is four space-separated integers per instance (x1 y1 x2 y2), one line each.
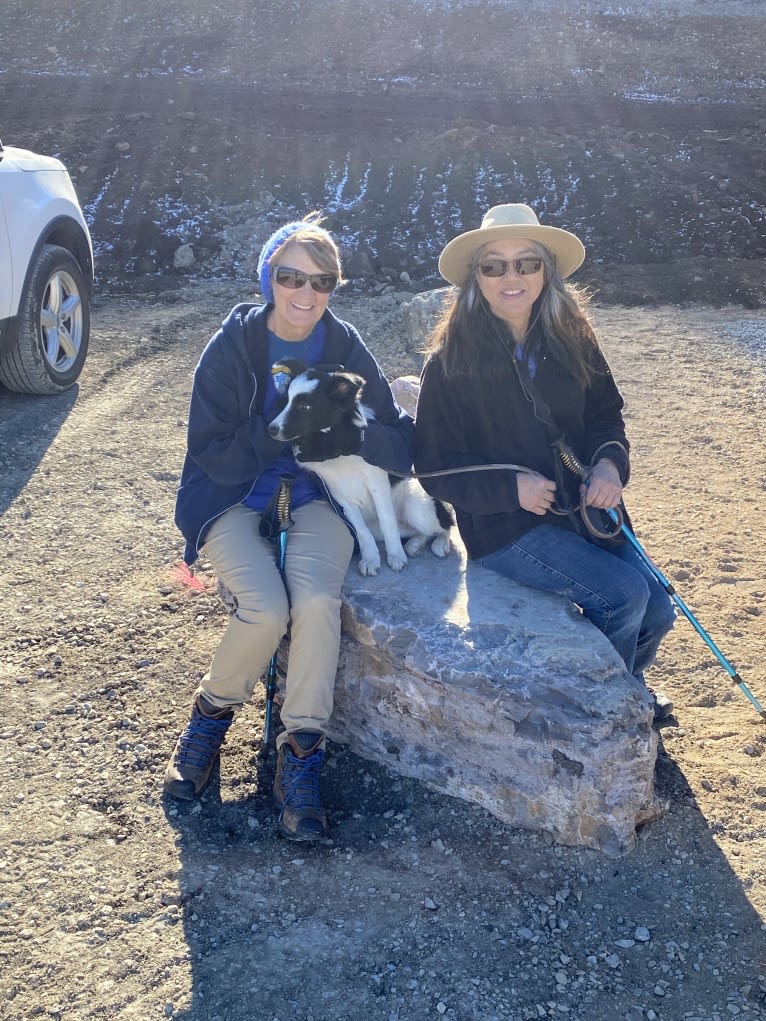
281 748 324 809
177 712 231 769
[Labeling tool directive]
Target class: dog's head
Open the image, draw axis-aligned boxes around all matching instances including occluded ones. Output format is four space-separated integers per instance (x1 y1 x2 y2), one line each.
267 360 368 443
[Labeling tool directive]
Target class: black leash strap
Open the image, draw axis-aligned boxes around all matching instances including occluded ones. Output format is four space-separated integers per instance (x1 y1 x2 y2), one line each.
259 474 296 542
508 354 624 541
261 474 296 757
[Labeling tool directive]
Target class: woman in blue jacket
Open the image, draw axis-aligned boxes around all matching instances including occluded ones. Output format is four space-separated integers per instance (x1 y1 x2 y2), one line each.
165 213 414 841
414 203 675 720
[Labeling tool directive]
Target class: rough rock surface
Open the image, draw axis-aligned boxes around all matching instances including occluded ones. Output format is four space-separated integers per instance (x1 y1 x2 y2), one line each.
332 543 661 856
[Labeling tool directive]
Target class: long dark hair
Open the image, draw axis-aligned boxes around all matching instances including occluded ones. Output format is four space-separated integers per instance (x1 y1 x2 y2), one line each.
425 241 598 386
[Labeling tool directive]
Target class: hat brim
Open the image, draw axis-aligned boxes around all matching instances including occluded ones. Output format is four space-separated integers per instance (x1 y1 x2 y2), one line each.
438 223 585 286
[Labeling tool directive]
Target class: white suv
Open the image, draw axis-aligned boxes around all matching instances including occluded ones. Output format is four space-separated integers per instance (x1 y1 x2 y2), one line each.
0 141 94 394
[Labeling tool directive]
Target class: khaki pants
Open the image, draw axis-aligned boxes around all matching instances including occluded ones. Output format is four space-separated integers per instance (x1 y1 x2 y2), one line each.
196 501 354 742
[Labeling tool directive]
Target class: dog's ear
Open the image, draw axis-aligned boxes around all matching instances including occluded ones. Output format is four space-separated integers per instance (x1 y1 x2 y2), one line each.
329 372 368 429
329 371 365 404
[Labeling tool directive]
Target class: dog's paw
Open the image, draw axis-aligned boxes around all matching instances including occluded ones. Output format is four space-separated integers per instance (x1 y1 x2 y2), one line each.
430 533 452 558
358 556 381 576
404 535 428 557
386 551 408 572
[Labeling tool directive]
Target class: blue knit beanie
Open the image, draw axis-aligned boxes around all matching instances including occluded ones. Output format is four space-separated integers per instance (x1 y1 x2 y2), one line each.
256 218 336 303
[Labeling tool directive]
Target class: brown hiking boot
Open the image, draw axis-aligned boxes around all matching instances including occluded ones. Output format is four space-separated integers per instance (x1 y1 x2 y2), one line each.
273 731 329 842
163 695 235 801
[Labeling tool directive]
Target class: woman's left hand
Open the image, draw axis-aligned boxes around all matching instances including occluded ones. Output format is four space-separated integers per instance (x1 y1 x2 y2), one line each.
581 458 623 509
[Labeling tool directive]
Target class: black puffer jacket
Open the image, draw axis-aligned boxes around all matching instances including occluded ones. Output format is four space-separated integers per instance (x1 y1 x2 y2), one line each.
414 335 630 560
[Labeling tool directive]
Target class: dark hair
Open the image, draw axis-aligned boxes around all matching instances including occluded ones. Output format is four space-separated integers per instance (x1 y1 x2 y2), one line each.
425 240 598 386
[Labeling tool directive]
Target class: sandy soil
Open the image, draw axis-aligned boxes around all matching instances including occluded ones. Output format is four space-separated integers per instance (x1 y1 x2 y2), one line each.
1 283 766 1021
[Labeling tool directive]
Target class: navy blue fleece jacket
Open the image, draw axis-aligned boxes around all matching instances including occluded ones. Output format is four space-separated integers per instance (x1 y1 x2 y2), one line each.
175 302 415 564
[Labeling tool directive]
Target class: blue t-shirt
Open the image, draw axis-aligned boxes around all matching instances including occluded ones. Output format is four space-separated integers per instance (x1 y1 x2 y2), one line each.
515 340 538 379
243 322 327 514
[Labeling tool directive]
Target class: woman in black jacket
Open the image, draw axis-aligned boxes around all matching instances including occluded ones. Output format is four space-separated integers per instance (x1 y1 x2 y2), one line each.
415 203 675 719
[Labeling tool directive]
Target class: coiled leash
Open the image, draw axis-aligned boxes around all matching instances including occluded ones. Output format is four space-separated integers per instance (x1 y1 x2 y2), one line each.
555 439 625 540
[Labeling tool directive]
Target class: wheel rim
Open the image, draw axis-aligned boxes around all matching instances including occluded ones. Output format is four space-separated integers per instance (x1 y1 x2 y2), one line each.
38 269 84 373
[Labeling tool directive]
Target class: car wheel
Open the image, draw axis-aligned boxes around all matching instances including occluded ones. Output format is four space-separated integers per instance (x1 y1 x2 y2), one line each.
0 243 90 394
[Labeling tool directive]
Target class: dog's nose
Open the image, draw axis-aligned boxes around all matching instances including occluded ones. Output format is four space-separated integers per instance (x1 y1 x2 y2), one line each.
267 423 279 438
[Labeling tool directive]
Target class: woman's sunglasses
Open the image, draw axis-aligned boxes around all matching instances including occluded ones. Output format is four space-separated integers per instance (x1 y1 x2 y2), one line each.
478 257 543 278
274 265 338 293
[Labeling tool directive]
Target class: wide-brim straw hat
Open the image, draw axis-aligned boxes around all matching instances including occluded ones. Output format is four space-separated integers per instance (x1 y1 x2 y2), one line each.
438 203 586 286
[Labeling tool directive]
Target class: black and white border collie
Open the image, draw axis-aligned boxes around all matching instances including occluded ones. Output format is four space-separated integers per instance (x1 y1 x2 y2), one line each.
267 360 453 577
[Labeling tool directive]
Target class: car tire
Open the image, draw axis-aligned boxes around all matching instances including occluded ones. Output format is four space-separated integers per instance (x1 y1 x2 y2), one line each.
0 243 90 394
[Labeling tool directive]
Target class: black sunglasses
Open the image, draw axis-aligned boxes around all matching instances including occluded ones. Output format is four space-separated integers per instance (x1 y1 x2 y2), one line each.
478 257 543 278
274 265 338 293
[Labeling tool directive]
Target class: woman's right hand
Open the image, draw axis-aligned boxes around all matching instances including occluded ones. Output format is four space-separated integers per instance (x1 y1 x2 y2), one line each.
517 472 558 516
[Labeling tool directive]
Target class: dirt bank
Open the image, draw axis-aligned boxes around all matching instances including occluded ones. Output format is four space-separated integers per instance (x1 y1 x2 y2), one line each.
1 0 765 304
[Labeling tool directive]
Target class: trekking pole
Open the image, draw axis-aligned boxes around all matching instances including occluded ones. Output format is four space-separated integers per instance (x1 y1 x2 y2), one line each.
605 509 766 719
261 474 296 756
557 438 765 720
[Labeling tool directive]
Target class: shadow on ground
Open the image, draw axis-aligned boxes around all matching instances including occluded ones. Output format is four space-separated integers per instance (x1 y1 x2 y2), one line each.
162 721 766 1021
0 384 79 513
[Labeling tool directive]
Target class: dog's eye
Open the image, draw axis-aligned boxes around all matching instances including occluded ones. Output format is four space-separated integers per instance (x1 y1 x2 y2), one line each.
293 396 311 410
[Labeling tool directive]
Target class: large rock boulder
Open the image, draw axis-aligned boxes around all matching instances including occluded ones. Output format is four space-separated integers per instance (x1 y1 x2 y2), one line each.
399 286 452 351
389 375 421 417
329 538 662 858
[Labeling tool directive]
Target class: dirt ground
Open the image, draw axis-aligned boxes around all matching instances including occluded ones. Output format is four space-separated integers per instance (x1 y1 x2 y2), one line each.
2 1 766 1019
2 286 766 1021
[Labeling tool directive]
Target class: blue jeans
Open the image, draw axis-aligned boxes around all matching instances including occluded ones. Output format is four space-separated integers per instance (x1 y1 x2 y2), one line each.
480 525 676 678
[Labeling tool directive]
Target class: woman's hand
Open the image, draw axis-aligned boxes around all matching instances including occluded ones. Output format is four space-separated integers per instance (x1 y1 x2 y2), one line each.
582 458 623 509
517 472 558 516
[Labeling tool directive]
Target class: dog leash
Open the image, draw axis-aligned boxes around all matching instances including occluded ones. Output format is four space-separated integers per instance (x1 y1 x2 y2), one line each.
259 473 296 756
388 457 621 540
389 463 541 480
